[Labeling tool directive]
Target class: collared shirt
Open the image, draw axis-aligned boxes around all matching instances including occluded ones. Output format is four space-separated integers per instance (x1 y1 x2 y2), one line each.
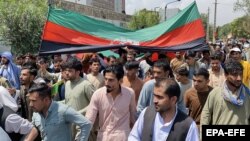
85 86 136 141
32 101 92 141
128 107 199 141
208 66 225 87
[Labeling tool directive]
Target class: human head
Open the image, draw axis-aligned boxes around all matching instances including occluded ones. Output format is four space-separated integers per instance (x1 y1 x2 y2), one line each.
153 78 180 114
20 63 37 85
202 50 210 60
175 67 189 83
229 47 242 62
193 68 210 92
153 60 173 80
224 59 243 88
16 55 24 66
103 65 124 93
107 55 117 66
60 61 69 81
89 58 101 74
175 52 181 59
184 51 196 65
210 53 221 72
1 51 12 65
28 83 51 113
24 53 35 64
53 58 62 73
124 61 139 77
37 57 49 69
126 52 136 62
64 57 82 81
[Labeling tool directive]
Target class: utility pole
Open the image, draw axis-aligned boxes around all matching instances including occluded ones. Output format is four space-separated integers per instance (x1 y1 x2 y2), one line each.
213 0 218 43
206 7 210 41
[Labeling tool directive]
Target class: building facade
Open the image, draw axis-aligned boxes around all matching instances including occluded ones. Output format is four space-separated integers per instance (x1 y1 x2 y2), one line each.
65 0 125 13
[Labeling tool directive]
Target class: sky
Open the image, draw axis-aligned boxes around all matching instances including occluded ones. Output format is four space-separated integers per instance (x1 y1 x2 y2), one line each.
126 0 246 26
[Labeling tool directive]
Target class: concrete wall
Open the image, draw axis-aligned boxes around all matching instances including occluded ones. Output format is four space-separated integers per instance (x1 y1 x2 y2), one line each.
50 0 131 27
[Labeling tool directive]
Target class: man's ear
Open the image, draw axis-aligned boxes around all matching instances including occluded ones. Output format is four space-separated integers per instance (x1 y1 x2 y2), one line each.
171 96 178 105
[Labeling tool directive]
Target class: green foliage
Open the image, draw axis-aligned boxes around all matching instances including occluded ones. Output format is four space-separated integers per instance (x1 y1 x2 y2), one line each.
218 23 231 39
218 15 250 39
128 9 160 30
0 0 48 55
234 0 250 15
230 16 250 38
200 13 213 41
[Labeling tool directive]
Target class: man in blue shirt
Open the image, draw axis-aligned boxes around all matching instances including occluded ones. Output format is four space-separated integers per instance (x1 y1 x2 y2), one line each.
28 83 92 141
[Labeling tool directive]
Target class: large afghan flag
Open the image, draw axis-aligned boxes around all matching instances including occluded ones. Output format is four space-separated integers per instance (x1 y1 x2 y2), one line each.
39 1 205 55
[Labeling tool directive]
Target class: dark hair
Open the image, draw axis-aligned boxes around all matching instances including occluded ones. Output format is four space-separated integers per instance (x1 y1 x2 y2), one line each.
210 53 221 61
193 68 209 80
155 78 180 101
107 55 116 62
202 50 210 55
176 67 189 77
125 61 139 70
64 57 82 71
153 60 174 78
184 50 196 59
60 61 67 71
224 59 243 75
103 65 124 80
16 55 24 59
38 56 49 64
28 83 51 99
89 58 100 65
22 62 38 77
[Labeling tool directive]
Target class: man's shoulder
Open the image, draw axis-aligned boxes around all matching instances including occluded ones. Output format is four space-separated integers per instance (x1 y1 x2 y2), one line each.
185 87 196 95
121 86 135 96
143 79 155 87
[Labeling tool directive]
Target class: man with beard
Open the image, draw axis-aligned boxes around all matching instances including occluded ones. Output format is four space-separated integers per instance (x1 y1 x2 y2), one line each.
0 51 21 89
128 78 199 141
64 57 95 140
17 63 37 121
201 59 250 125
29 83 92 141
229 47 250 88
86 65 136 141
184 68 213 130
137 60 174 117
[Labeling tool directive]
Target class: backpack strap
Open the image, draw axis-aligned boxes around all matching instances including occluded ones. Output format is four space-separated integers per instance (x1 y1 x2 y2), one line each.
141 105 157 141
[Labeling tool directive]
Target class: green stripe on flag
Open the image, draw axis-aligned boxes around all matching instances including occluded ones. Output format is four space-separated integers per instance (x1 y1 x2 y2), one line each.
47 1 200 42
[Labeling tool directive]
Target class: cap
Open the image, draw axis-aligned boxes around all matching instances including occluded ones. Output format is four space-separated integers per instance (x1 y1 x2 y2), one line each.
244 44 250 48
230 47 241 53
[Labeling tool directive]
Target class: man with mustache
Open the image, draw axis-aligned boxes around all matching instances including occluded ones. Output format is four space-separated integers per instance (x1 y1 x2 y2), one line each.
128 78 199 141
86 65 136 141
201 59 250 125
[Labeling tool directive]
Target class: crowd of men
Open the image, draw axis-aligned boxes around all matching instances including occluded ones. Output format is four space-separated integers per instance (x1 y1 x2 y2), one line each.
0 40 250 141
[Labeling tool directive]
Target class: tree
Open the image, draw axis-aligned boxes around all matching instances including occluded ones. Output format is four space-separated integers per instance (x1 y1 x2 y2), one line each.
218 23 231 39
0 0 48 55
234 0 250 15
200 13 213 41
234 0 250 34
230 16 250 38
128 9 160 30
